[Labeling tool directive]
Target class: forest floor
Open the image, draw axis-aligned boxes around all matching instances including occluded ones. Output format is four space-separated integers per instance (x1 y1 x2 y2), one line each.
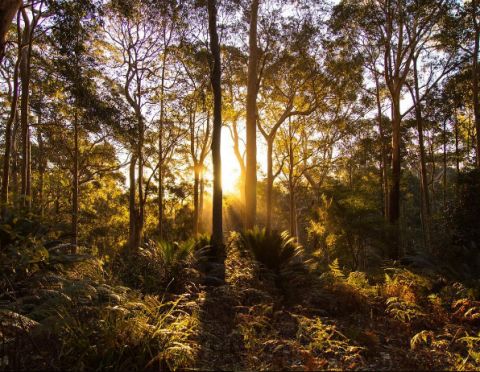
2 231 480 370
181 236 475 371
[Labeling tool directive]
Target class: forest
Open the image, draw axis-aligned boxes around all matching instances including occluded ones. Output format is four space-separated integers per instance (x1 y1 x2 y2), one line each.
1 0 480 370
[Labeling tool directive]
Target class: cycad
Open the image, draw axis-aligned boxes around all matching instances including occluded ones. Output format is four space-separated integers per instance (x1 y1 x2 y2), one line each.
239 227 301 272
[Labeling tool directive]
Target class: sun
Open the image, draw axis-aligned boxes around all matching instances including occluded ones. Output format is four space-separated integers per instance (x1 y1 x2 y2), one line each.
221 130 242 195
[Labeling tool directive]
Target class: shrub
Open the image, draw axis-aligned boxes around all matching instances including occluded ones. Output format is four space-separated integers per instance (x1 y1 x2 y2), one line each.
117 236 210 293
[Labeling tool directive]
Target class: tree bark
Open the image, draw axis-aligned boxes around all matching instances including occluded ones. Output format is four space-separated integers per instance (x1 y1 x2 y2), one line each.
412 56 431 252
454 108 460 176
207 0 223 249
193 165 200 236
20 10 32 211
11 114 19 202
128 155 137 251
1 49 20 219
245 0 259 230
0 0 21 63
199 170 205 231
137 117 144 249
71 111 79 252
265 137 273 233
37 127 45 217
443 118 447 209
374 72 389 219
388 97 401 259
158 42 167 239
472 0 480 167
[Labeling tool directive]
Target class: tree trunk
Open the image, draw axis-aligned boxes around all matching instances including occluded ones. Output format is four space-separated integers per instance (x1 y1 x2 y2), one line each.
128 155 137 251
158 165 164 238
412 56 431 252
193 165 200 236
0 0 21 64
137 119 144 249
158 48 167 239
11 114 19 203
288 121 296 237
288 181 296 237
374 73 389 219
20 13 32 211
71 111 79 252
472 0 480 167
245 0 259 230
388 97 401 259
443 119 447 209
1 53 20 219
265 137 273 234
199 169 205 232
455 108 460 176
37 128 45 217
207 0 223 250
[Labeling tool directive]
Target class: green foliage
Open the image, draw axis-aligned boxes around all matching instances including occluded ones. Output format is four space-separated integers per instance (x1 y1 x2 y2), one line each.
0 217 93 286
116 236 209 293
50 294 196 371
1 236 197 371
239 228 301 272
307 190 388 271
439 169 480 279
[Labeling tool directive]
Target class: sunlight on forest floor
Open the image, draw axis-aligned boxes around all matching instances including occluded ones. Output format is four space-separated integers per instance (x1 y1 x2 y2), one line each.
3 232 480 370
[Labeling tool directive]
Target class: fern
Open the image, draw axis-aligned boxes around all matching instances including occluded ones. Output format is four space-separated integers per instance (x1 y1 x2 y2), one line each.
329 258 344 279
386 296 424 323
458 332 480 370
239 228 302 272
410 330 434 350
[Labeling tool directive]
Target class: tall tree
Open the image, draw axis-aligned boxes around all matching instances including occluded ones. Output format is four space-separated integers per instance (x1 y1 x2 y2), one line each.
1 12 22 218
207 0 223 249
105 1 163 250
244 0 259 230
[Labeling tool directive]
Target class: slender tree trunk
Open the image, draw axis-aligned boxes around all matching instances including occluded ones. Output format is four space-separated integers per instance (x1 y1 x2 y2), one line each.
158 166 164 238
137 119 144 249
388 96 401 259
158 49 167 239
429 137 436 208
245 0 259 230
1 54 20 218
266 137 273 234
193 165 200 236
231 118 246 202
71 111 79 252
472 0 480 167
288 121 296 237
37 128 45 217
443 118 447 209
199 169 204 232
128 154 137 251
20 14 32 211
412 56 431 252
288 180 296 237
374 73 389 219
207 0 223 249
455 109 460 176
12 115 19 203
